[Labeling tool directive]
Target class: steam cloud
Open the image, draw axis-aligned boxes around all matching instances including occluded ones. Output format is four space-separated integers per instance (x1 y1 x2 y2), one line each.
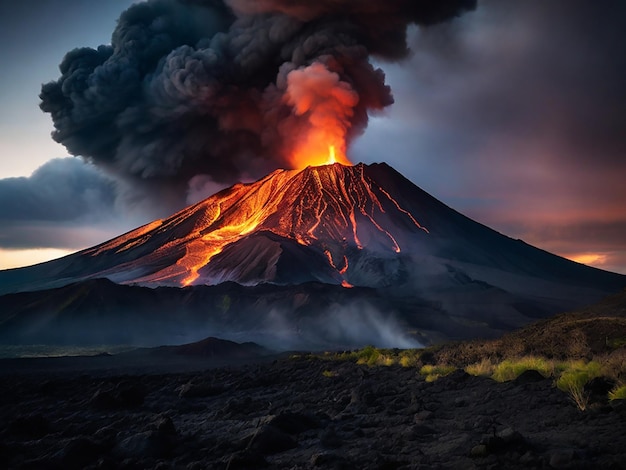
40 0 475 207
218 300 422 351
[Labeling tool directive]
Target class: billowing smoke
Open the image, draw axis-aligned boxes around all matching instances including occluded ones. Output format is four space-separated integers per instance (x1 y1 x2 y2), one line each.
40 0 475 208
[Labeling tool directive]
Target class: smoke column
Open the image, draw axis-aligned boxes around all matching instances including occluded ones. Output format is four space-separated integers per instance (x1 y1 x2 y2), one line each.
40 0 475 206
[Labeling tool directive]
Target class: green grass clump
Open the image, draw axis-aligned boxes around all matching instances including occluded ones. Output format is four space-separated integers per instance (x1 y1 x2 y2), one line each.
419 364 456 382
380 355 396 366
491 356 552 382
322 370 337 378
355 345 382 366
465 358 495 377
399 354 417 368
351 346 398 367
556 361 602 411
608 385 626 400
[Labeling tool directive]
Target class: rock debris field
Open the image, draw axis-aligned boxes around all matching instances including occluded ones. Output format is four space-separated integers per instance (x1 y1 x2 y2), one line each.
1 355 625 470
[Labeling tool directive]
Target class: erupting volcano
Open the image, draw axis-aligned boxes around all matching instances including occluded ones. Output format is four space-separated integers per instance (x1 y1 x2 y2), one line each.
1 160 625 346
65 161 431 289
2 160 624 300
3 0 625 350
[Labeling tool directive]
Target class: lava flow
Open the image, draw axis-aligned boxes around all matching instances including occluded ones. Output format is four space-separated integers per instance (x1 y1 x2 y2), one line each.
84 162 429 288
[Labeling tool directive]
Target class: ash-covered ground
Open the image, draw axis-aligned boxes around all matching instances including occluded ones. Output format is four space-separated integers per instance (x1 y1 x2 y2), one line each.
1 353 625 470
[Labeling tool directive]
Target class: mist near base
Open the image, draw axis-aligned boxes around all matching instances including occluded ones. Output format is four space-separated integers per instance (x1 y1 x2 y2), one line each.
0 300 420 358
226 301 422 351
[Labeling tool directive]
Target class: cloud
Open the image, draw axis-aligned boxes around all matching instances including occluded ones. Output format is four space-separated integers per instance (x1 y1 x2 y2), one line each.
0 158 135 250
352 0 626 274
0 158 116 223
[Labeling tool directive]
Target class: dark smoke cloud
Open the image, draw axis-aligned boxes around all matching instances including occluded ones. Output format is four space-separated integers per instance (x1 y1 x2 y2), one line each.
0 158 116 223
40 0 475 209
0 158 137 250
350 0 626 273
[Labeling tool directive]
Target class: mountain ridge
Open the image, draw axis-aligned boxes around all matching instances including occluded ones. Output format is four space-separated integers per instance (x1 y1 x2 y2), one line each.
0 161 623 295
0 161 624 348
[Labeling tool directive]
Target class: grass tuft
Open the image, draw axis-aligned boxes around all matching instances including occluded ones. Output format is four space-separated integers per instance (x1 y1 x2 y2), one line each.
399 354 417 368
355 345 381 366
491 356 552 382
556 361 602 411
308 342 626 410
419 364 456 382
465 358 495 377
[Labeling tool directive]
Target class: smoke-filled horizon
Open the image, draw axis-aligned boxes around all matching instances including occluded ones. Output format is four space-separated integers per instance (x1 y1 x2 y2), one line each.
1 0 626 275
40 0 475 207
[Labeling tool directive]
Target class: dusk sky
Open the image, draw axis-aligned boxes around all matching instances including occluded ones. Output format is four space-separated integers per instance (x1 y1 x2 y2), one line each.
0 0 625 274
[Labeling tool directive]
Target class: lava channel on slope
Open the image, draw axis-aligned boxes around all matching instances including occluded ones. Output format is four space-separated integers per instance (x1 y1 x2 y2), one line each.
83 149 428 288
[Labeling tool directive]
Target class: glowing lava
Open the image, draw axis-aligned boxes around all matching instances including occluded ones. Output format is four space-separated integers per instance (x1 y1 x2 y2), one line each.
84 163 429 288
328 145 337 164
290 141 352 168
284 62 358 169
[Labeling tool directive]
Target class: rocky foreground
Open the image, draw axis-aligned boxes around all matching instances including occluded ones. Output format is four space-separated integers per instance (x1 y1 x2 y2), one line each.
1 354 625 470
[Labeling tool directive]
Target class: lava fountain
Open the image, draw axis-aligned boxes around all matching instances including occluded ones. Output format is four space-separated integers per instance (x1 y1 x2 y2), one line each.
284 62 357 169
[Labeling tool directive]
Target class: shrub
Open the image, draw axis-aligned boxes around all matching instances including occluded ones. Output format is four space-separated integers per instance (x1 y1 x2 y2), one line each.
598 349 626 382
355 345 381 366
399 354 417 368
419 364 456 382
556 361 602 411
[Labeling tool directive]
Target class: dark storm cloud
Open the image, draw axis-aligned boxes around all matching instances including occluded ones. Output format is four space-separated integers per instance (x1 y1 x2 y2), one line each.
0 158 117 222
40 0 475 204
0 159 136 250
351 0 626 272
411 0 626 177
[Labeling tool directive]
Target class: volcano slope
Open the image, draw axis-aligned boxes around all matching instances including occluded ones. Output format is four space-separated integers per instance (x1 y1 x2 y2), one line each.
0 162 624 347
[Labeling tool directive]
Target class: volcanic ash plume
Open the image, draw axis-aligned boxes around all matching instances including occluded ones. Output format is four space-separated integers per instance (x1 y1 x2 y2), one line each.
40 0 476 206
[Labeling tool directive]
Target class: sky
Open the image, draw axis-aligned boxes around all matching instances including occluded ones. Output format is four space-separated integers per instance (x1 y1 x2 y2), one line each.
0 0 625 275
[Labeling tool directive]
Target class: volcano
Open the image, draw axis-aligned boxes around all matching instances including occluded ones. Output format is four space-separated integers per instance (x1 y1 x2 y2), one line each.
0 162 624 347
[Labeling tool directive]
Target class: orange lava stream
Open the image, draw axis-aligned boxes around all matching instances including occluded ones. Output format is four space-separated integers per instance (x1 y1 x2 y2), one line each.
338 255 349 275
331 167 363 249
327 252 349 272
87 160 430 288
376 184 430 234
355 171 402 252
343 166 401 252
180 222 256 286
323 250 336 268
177 169 305 286
348 208 363 249
305 170 326 241
88 220 164 256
